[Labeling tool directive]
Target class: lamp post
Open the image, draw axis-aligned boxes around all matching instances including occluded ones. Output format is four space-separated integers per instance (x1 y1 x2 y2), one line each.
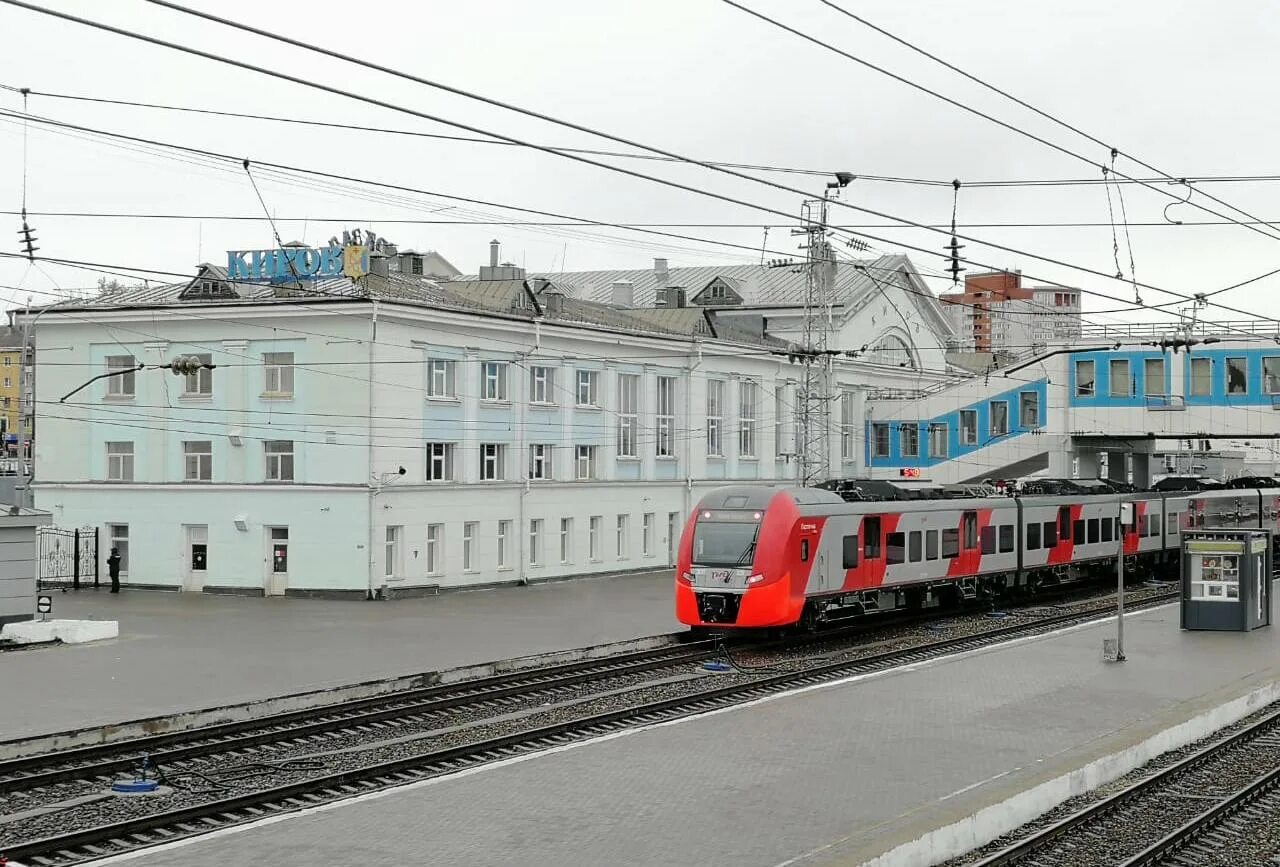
1116 498 1132 662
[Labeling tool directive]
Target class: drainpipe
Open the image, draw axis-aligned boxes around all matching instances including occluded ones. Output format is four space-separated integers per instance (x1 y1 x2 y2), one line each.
516 349 532 584
366 300 380 600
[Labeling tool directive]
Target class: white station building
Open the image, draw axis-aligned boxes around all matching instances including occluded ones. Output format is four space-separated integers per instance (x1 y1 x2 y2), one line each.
28 239 957 598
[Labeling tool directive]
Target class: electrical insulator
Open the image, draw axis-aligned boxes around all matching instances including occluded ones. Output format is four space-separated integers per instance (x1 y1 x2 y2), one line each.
946 236 964 285
17 219 38 261
169 356 208 376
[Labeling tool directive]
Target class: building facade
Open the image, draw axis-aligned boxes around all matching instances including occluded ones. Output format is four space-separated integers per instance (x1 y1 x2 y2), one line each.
940 270 1081 358
30 242 949 598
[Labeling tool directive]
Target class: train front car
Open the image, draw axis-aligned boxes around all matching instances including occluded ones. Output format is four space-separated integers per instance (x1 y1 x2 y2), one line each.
675 486 815 629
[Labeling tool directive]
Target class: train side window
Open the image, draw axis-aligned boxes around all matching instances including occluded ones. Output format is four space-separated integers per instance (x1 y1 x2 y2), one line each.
1168 513 1179 534
1026 522 1041 549
841 535 858 569
1058 507 1071 542
908 531 922 562
864 517 882 559
926 529 939 560
886 532 905 565
1073 520 1085 545
1043 521 1057 547
800 539 810 562
1138 517 1149 538
1101 518 1113 543
1148 514 1161 536
962 512 978 549
941 528 959 558
980 526 997 554
1087 519 1099 544
998 525 1014 553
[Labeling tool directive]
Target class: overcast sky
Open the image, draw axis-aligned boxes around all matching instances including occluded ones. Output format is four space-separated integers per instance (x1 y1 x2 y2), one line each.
1 0 1278 334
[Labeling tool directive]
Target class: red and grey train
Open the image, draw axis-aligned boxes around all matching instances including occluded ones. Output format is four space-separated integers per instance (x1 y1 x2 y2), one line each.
675 483 1280 630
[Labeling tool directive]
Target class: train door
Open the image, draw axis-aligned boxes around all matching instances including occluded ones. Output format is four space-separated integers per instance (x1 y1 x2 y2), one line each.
962 511 977 552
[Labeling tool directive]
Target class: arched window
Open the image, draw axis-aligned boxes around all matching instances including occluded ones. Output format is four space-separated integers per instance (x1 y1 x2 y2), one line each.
867 334 915 368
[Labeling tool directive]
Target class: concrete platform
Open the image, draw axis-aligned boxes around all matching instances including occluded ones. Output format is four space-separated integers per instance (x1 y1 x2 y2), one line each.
97 600 1280 867
0 570 676 742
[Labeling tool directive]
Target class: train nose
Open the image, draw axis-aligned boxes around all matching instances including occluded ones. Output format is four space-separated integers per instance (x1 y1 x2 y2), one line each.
696 591 742 624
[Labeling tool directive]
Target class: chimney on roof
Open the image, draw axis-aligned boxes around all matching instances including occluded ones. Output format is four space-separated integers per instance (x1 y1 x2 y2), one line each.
610 280 635 307
656 287 687 309
653 258 668 285
369 250 390 278
543 289 565 316
490 240 500 268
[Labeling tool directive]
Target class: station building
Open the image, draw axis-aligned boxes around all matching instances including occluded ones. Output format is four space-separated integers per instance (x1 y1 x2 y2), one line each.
27 238 956 598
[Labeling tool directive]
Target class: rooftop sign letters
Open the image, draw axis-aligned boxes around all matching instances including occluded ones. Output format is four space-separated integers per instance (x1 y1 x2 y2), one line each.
226 230 392 284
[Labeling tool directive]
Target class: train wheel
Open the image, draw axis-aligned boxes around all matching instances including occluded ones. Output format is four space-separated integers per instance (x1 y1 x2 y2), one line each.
799 601 823 633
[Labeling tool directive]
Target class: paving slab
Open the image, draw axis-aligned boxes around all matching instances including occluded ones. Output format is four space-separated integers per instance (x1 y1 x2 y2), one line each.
100 601 1280 867
0 570 676 741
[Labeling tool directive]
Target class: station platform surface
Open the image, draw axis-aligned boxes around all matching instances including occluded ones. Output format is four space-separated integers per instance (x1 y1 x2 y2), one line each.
100 599 1280 867
0 571 676 742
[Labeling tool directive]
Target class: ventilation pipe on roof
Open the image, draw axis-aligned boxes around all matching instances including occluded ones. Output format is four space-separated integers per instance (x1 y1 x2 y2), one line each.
490 240 500 268
654 257 668 285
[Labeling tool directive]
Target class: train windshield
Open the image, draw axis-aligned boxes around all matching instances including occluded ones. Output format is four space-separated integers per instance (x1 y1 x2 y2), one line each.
692 519 761 567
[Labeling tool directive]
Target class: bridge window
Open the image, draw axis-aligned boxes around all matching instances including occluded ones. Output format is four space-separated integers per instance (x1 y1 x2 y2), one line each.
1019 392 1040 428
1144 358 1166 396
871 423 890 458
1026 522 1041 549
1109 359 1131 397
1265 357 1280 394
1075 360 1095 397
960 410 978 446
901 424 920 458
1226 357 1248 394
989 401 1009 437
929 423 948 458
1190 357 1212 396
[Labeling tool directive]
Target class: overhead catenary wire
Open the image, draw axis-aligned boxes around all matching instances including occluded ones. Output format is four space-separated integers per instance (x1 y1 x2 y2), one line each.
5 0 1270 333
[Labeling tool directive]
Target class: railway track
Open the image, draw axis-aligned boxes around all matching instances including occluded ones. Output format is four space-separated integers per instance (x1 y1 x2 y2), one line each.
1 590 1174 866
966 703 1280 867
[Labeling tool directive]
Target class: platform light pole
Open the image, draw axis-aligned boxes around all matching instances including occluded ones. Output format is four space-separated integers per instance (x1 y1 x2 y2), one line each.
1115 498 1132 662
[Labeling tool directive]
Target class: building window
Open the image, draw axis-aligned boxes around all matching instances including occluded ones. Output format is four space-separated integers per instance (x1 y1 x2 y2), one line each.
263 352 294 396
1020 392 1040 427
871 423 890 458
423 523 443 576
182 353 213 396
529 519 543 566
1226 356 1248 394
1144 357 1166 396
106 355 136 397
575 445 597 479
426 442 455 481
642 512 654 558
108 523 129 572
1109 358 1131 397
530 366 554 404
106 441 134 481
576 369 599 406
529 444 553 480
706 380 724 456
841 390 856 460
1075 359 1095 397
738 381 758 457
1190 357 1212 396
264 440 294 482
901 423 919 457
959 410 978 446
271 527 289 573
616 514 630 560
481 362 508 401
989 401 1009 437
183 440 212 481
497 520 510 569
589 515 602 561
928 423 948 459
427 359 456 398
617 373 639 458
385 525 402 578
3 357 9 366
462 522 477 572
656 376 676 458
480 443 506 481
1265 358 1280 395
774 384 790 458
559 518 573 564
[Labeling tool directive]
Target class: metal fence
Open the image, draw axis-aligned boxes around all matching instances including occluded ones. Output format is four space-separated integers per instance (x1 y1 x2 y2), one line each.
36 525 99 590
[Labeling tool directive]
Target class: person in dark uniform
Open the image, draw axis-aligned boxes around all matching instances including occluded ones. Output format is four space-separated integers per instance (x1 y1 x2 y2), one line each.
107 547 122 593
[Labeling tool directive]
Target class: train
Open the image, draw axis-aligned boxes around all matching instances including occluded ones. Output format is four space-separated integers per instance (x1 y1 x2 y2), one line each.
674 478 1280 630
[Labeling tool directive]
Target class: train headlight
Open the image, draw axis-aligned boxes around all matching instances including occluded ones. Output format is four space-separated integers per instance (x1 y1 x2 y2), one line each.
746 573 766 585
680 572 695 584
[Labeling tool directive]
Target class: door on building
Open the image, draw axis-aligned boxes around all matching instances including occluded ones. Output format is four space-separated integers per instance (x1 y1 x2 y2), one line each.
668 511 681 566
182 524 208 592
265 526 289 597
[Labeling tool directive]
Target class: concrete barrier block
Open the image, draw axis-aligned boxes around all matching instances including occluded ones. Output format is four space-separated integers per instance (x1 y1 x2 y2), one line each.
1 619 119 644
